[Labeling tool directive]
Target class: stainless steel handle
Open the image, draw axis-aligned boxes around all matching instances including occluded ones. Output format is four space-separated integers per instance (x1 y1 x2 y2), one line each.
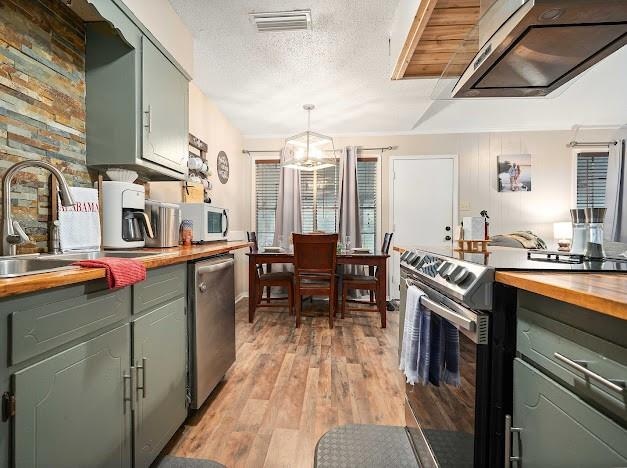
554 353 626 393
123 366 136 413
505 415 521 466
135 211 155 238
145 105 152 133
420 295 475 332
136 358 147 398
223 209 229 237
197 258 235 275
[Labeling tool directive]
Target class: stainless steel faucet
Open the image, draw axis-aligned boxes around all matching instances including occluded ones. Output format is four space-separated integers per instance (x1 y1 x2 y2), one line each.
2 160 76 256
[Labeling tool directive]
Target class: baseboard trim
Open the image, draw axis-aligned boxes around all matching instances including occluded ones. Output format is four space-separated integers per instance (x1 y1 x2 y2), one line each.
235 292 249 304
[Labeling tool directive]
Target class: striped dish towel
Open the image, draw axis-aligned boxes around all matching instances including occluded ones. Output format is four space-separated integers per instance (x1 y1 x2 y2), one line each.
400 285 432 385
429 314 461 387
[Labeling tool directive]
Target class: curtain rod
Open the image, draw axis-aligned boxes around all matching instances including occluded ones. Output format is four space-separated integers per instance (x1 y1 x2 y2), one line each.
567 140 618 148
242 146 395 155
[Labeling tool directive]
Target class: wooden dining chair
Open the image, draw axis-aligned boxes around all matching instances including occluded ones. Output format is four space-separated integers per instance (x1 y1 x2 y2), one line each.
247 231 294 321
292 233 339 328
341 232 393 327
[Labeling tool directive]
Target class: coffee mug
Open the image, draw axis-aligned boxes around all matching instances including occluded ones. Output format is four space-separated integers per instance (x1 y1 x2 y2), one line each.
188 157 203 170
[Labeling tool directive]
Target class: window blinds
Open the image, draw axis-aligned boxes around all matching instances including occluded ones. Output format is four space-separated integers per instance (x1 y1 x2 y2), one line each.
357 159 377 253
255 161 281 248
254 157 378 250
576 152 609 209
300 164 339 233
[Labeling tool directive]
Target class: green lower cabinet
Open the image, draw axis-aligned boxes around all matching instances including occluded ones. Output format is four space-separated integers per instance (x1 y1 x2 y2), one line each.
132 297 187 468
512 358 627 467
13 324 132 468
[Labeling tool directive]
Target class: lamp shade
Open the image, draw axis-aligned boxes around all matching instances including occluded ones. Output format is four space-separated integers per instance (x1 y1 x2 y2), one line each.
553 222 572 240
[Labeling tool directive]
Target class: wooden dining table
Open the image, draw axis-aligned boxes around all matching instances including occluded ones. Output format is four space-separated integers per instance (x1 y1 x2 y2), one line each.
246 249 390 327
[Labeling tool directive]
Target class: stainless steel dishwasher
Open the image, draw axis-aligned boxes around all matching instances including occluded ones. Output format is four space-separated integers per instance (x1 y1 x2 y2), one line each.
188 254 236 409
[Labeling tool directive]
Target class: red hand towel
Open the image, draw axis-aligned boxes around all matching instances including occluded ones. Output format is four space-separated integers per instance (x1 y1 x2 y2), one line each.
73 258 147 289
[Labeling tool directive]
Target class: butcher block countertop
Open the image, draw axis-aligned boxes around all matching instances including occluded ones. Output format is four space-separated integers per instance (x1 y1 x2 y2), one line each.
0 241 251 299
496 271 627 321
394 245 627 321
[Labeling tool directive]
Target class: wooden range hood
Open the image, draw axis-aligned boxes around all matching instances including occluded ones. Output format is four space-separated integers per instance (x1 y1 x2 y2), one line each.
391 0 484 80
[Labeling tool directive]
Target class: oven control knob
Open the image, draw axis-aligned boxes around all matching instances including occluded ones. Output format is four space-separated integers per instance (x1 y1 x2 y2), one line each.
445 265 462 282
437 261 452 277
451 267 470 284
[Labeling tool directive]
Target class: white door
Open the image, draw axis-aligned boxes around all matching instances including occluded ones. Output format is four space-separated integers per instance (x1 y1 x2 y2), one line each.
390 157 456 299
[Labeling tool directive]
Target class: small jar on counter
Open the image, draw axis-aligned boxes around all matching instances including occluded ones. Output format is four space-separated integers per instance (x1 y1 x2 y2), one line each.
180 219 194 246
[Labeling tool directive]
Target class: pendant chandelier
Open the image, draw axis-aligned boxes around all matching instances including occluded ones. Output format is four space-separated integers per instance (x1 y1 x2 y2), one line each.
281 104 335 171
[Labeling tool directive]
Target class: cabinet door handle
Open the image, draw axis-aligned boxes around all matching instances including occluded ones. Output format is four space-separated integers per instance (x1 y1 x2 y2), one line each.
504 414 521 466
123 366 136 413
136 357 147 398
145 105 152 133
554 353 626 393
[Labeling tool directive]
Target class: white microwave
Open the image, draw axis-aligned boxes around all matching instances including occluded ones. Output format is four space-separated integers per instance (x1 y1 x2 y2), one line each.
179 203 229 242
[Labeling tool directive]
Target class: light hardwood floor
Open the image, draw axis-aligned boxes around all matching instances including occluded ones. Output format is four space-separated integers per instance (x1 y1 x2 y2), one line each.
164 299 406 467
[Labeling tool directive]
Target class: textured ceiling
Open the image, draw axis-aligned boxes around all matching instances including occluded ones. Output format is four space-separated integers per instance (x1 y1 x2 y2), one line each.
169 0 436 136
169 0 627 136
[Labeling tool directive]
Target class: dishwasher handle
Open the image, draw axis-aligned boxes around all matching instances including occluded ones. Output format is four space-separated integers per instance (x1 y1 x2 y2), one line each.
197 258 234 275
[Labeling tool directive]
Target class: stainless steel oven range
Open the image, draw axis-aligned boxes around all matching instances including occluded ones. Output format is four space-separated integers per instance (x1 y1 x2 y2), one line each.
399 249 497 468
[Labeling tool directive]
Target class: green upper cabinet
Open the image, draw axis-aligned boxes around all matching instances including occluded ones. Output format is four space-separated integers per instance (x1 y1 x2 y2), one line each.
141 37 189 176
83 0 190 180
13 324 132 468
132 297 187 468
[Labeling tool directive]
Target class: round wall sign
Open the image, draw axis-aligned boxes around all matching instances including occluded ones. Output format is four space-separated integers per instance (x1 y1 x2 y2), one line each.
217 151 229 184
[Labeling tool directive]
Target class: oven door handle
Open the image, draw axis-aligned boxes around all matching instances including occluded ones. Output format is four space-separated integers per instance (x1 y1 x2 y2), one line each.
420 296 476 332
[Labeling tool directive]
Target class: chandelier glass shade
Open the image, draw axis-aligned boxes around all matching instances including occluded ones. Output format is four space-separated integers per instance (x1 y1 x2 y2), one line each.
281 105 335 171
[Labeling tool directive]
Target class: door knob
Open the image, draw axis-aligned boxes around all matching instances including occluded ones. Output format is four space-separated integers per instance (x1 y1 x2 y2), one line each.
198 282 207 293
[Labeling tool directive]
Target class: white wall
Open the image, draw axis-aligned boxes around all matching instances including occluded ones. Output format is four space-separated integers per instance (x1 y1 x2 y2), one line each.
389 0 420 77
188 83 251 299
245 128 620 243
120 0 194 75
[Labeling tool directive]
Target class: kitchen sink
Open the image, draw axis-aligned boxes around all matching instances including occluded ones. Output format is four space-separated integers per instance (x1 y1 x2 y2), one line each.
0 251 163 278
0 258 75 278
51 251 163 260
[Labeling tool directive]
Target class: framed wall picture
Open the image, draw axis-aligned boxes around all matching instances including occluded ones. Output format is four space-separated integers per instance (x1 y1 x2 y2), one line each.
497 154 532 192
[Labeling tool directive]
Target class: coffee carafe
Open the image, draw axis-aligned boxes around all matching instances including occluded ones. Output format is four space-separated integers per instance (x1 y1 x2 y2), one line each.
122 209 154 243
584 207 607 259
569 209 588 255
102 181 154 249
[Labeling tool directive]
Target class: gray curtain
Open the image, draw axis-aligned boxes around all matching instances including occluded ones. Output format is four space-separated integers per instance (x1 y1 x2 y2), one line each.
269 149 302 294
274 148 302 246
338 146 366 296
338 146 362 245
605 139 626 243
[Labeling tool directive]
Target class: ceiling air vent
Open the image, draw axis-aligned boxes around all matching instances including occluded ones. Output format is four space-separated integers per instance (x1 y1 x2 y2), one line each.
250 10 312 32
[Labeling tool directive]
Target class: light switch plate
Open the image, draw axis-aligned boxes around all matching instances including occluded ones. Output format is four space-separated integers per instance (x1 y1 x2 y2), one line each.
460 200 471 210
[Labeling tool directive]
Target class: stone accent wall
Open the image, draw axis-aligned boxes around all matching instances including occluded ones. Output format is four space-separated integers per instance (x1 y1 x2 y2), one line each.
0 0 91 253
